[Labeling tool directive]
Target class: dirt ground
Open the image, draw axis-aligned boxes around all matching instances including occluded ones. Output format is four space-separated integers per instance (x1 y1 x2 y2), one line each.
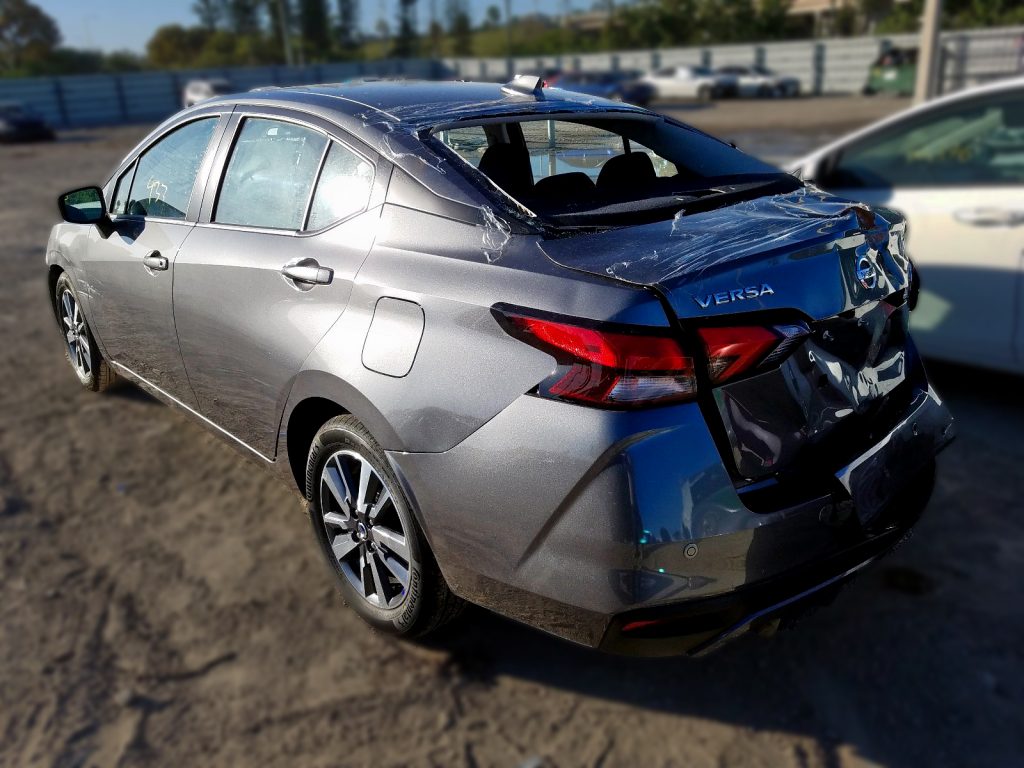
1 98 1022 768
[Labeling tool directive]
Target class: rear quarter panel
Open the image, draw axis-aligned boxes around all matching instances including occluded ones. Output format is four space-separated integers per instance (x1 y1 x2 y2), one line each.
280 203 671 456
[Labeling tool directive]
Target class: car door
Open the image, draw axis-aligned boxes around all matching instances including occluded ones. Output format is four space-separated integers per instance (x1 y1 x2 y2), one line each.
814 89 1024 373
80 114 226 404
172 110 383 458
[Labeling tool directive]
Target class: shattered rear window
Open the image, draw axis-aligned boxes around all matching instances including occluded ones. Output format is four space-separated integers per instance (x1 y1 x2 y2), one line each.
437 125 488 167
435 115 791 225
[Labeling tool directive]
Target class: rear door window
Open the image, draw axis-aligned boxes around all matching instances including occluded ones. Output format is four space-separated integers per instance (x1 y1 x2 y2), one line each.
126 118 218 219
215 117 328 230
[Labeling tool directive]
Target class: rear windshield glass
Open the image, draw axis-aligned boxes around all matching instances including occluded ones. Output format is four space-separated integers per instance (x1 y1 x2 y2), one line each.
434 116 791 225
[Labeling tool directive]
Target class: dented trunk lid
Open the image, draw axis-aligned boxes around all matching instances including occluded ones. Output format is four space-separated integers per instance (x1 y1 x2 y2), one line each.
537 187 912 322
540 186 951 505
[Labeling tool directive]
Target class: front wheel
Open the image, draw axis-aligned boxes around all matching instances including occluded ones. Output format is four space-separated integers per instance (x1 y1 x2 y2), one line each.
305 415 463 637
54 272 116 392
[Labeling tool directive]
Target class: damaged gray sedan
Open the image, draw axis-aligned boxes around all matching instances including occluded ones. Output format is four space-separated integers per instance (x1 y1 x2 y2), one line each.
47 77 953 655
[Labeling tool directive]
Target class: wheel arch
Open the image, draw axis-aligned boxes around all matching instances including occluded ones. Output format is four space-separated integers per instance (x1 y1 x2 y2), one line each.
279 369 405 494
47 264 65 323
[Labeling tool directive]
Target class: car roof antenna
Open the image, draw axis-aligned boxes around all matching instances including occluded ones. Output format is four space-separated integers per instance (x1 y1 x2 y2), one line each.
502 74 546 99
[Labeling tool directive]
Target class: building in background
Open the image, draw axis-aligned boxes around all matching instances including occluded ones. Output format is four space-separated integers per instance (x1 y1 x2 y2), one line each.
787 0 913 37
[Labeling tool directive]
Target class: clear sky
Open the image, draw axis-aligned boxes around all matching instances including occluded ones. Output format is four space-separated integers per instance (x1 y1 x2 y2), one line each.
36 1 196 53
34 0 555 53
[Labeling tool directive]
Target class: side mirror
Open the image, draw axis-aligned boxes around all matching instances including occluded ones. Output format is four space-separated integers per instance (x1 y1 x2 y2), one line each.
58 186 113 236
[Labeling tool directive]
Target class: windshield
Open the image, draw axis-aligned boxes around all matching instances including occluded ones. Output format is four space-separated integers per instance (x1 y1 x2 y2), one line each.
434 115 792 225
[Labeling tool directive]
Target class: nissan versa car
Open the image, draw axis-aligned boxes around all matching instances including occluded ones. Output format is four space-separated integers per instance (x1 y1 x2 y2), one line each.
47 78 953 655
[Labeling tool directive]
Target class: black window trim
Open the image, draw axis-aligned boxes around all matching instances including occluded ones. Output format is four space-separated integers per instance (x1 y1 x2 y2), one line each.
104 112 227 224
109 160 138 217
203 109 378 236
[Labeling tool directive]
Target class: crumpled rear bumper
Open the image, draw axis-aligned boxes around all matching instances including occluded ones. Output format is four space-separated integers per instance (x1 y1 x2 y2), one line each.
389 372 953 655
600 466 932 656
837 385 953 526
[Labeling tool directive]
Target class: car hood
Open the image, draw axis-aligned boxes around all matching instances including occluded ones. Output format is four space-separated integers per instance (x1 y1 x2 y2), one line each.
538 185 910 321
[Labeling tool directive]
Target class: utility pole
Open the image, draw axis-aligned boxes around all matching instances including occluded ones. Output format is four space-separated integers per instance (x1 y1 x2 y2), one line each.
914 0 942 103
276 0 295 66
504 0 513 78
429 0 438 58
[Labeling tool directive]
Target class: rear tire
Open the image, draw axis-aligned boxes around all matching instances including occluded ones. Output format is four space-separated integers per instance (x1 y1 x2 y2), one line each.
54 272 116 392
697 85 712 102
305 415 463 637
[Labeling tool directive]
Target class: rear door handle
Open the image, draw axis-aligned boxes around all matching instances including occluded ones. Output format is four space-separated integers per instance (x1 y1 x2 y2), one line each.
281 260 333 285
953 208 1024 227
143 251 168 271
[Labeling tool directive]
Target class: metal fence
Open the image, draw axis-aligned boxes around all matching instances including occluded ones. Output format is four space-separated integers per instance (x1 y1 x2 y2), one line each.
1 26 1021 129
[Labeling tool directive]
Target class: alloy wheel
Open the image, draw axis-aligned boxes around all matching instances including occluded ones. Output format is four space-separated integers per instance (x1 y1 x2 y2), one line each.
319 449 411 609
60 289 91 379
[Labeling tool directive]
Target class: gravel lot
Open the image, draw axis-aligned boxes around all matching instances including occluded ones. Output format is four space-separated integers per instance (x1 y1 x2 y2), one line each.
1 99 1022 768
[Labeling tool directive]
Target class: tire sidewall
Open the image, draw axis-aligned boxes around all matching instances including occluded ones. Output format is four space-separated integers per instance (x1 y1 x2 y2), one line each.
55 273 100 390
305 418 426 634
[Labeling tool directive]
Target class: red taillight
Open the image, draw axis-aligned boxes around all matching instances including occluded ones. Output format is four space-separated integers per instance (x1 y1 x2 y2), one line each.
496 307 796 407
498 312 697 407
698 326 780 384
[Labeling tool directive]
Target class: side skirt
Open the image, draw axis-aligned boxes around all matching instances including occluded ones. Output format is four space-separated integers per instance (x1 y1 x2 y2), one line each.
110 361 275 465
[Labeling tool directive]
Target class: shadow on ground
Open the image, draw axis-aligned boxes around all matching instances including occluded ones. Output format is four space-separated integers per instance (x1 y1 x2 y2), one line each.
410 357 1024 767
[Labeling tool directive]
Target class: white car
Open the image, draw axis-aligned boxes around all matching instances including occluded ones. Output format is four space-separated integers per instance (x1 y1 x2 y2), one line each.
182 78 234 108
641 66 739 101
716 65 800 98
791 77 1024 374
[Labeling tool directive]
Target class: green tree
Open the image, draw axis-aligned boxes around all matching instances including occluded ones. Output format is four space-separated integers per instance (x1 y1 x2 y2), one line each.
483 4 501 29
103 50 144 72
192 0 224 29
300 0 331 59
451 9 472 54
336 0 360 50
224 0 263 34
0 0 60 74
445 0 471 54
146 24 210 68
694 0 757 43
391 0 418 56
755 0 793 40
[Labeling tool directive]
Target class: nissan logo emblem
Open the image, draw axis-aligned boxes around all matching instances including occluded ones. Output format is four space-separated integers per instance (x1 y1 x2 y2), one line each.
856 255 878 290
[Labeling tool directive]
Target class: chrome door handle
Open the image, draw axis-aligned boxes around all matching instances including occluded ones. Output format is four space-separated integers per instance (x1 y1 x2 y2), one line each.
281 260 333 285
954 208 1024 227
143 251 168 270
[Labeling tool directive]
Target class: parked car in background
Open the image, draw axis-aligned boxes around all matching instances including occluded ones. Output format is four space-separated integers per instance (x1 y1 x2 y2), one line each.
48 78 952 655
864 47 918 96
556 70 655 106
182 78 234 108
791 76 1024 374
0 101 55 142
716 65 800 98
641 65 738 101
